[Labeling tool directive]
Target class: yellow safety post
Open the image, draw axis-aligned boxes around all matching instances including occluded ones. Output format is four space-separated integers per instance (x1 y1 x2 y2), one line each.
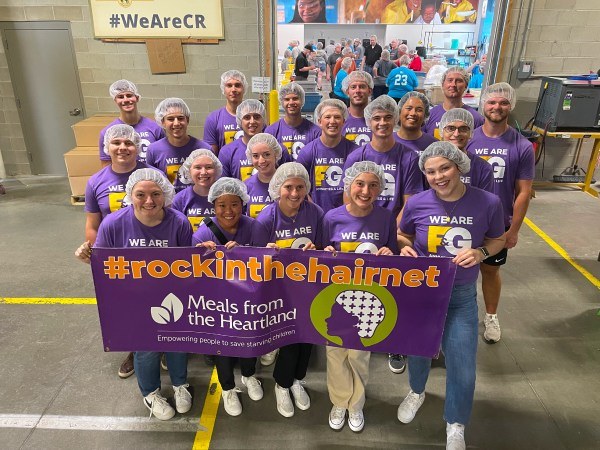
269 89 279 125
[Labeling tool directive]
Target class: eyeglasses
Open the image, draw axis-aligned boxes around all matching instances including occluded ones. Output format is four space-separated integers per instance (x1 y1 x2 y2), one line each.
443 125 471 134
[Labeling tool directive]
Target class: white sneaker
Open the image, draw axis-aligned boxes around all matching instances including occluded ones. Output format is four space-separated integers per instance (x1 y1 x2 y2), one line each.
348 409 364 432
397 390 425 424
173 383 192 414
290 379 310 410
221 388 242 416
241 375 263 401
260 349 279 366
144 388 175 421
328 405 346 430
484 313 502 343
446 422 466 450
274 383 294 417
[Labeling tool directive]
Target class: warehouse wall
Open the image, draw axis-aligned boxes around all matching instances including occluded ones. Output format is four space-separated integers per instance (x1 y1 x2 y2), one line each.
500 0 600 181
0 0 261 176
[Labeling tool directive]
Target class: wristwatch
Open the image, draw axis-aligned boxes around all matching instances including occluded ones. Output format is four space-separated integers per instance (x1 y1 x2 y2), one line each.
478 247 490 258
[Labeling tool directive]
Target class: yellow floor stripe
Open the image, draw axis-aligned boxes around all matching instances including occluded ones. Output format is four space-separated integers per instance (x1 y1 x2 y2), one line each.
525 217 600 289
0 297 96 305
192 366 222 450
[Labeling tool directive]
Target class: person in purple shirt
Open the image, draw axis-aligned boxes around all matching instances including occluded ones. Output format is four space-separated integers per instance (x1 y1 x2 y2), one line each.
244 133 282 219
172 149 221 232
203 70 247 154
341 70 373 146
98 80 164 165
322 161 398 433
265 82 321 160
439 109 493 192
465 83 535 343
297 99 358 212
255 163 324 418
344 95 423 222
76 169 193 421
397 142 505 450
192 178 268 417
423 67 485 139
146 98 210 193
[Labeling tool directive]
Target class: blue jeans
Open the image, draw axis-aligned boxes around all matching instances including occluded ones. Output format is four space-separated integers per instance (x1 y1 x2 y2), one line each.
407 282 478 425
134 352 188 397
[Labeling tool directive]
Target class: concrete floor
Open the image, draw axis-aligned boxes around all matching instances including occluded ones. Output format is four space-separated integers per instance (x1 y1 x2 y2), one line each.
0 176 599 449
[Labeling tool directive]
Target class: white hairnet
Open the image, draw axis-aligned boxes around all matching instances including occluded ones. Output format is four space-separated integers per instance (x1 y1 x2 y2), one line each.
155 98 190 123
343 161 386 194
268 162 311 200
481 82 517 111
419 141 471 174
314 99 348 122
399 91 431 119
364 95 399 124
342 70 374 94
208 177 250 205
398 55 411 66
246 133 283 162
179 149 223 185
340 57 353 70
439 109 474 136
278 82 305 107
220 70 248 95
441 66 470 85
398 44 408 53
103 124 142 155
109 79 139 99
381 50 390 61
124 168 175 206
235 99 266 127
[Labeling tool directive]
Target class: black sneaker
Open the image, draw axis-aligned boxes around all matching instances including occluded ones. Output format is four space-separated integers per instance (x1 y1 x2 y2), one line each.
388 354 406 374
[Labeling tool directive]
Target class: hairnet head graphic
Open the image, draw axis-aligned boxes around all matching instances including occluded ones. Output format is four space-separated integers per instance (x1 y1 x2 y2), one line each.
332 290 385 338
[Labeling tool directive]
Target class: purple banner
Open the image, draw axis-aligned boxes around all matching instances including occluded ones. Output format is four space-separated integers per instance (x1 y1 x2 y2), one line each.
91 247 456 358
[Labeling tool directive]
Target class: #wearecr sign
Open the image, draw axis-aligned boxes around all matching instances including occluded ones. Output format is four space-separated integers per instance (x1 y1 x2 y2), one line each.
91 247 456 358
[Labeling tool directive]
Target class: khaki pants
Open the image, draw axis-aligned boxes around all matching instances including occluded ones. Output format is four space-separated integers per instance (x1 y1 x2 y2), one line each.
326 347 371 412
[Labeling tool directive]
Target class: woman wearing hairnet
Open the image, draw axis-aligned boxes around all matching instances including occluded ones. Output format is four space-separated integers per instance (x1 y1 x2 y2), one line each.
439 109 493 192
255 162 324 418
76 168 193 421
98 79 164 165
77 124 152 379
397 141 505 449
146 98 210 193
322 161 399 433
192 178 269 417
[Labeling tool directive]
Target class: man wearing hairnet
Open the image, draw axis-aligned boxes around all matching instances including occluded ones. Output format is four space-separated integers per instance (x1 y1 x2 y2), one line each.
341 71 374 146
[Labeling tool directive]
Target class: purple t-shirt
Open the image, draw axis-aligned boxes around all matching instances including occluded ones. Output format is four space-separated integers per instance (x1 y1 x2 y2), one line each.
171 186 216 232
344 142 423 217
219 139 291 182
145 136 210 193
461 152 494 192
203 107 243 151
244 175 273 218
296 138 358 212
95 206 192 248
394 133 438 190
192 214 269 247
85 161 150 218
466 127 535 227
400 186 504 284
256 201 324 249
423 104 484 139
265 118 321 160
99 117 165 162
322 205 399 254
342 114 372 146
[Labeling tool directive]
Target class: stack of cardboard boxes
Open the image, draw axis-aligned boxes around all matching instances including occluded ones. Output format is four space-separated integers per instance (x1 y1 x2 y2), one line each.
64 115 115 198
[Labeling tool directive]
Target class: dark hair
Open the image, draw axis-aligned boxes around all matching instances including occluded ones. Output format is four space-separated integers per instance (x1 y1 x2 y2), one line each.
289 0 327 23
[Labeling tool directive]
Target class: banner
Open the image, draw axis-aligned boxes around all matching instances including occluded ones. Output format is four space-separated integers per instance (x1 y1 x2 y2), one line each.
90 0 224 39
277 1 479 25
91 247 457 358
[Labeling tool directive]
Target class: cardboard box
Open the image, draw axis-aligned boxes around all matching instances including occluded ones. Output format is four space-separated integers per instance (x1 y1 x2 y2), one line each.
71 115 116 147
64 147 102 177
68 175 90 197
427 86 445 105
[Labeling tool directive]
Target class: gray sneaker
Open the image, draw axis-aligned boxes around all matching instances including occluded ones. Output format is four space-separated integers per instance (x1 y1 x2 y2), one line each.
446 422 466 450
173 383 192 414
397 390 425 424
484 314 501 343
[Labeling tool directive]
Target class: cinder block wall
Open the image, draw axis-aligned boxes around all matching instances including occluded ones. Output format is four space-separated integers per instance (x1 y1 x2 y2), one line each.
0 0 260 176
499 0 600 181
